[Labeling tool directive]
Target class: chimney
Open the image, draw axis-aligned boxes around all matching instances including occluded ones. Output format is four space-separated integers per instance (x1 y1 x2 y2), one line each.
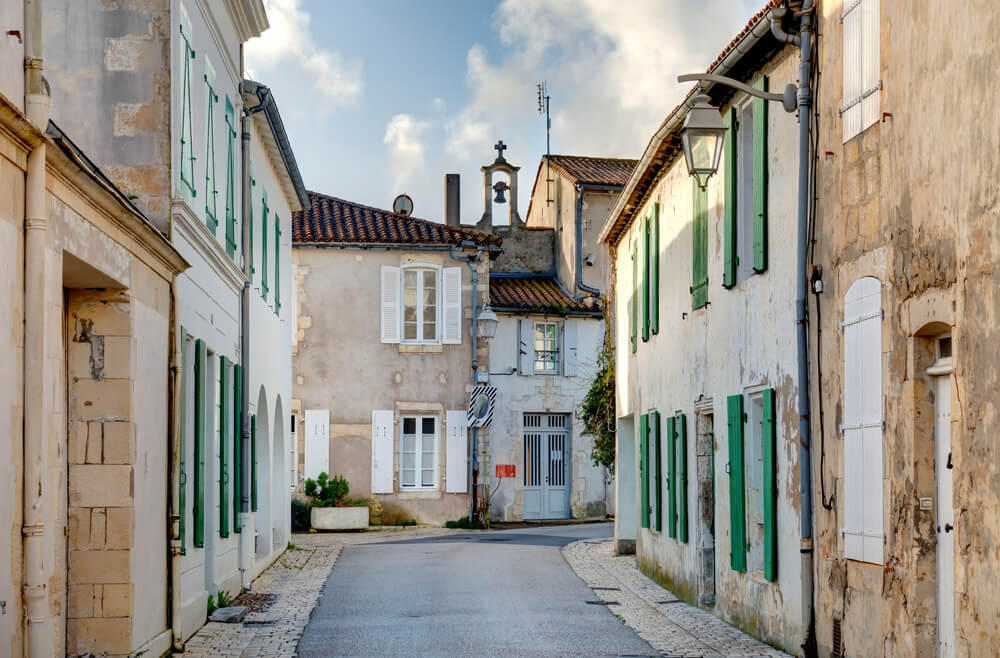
445 173 460 227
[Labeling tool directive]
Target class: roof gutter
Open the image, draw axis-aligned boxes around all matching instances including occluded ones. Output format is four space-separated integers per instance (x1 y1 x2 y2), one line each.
492 306 603 318
293 241 502 253
244 79 310 210
599 10 775 246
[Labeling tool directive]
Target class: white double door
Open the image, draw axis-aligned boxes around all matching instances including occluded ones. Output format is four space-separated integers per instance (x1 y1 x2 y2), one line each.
523 414 569 520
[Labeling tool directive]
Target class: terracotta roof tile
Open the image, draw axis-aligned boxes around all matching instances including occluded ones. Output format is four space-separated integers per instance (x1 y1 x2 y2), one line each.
292 191 501 247
546 155 638 187
490 275 601 315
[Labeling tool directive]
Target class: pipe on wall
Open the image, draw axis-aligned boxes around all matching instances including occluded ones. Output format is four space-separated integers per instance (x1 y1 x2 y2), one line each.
574 183 621 298
22 1 52 655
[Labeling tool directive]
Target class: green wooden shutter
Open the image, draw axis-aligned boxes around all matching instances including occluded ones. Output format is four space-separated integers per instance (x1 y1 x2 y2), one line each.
274 216 281 314
666 415 677 538
233 363 242 533
642 216 650 342
179 17 196 198
691 179 709 310
631 241 638 354
678 413 689 543
261 192 269 299
650 204 659 334
219 356 230 537
204 65 218 233
249 163 256 278
763 388 777 581
224 97 237 258
640 413 649 528
178 332 188 555
193 339 206 548
652 411 662 532
753 76 769 273
727 394 746 572
723 107 738 288
251 414 258 512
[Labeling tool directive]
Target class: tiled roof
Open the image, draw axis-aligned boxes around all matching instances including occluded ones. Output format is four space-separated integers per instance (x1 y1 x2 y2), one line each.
547 155 638 187
490 275 601 315
706 0 784 73
292 191 502 247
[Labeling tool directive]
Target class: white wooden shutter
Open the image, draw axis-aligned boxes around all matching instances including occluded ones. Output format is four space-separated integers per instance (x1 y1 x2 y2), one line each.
380 266 401 344
442 267 462 344
518 318 533 375
562 319 578 377
841 0 880 142
303 409 329 482
842 276 883 563
445 410 468 493
371 410 394 493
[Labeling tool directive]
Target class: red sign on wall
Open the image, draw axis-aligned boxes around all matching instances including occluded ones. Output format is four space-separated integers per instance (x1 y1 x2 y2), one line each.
496 464 516 479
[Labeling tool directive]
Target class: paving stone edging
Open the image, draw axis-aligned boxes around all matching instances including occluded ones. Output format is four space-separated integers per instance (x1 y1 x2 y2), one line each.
562 538 791 658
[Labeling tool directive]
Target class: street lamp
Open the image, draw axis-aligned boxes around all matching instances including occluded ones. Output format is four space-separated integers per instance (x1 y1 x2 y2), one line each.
476 304 498 340
679 94 727 190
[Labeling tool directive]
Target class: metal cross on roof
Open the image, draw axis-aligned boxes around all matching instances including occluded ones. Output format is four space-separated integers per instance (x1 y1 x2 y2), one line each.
494 140 507 160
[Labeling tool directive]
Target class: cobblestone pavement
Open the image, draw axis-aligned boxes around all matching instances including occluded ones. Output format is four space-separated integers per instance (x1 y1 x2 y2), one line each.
562 539 792 658
178 526 468 657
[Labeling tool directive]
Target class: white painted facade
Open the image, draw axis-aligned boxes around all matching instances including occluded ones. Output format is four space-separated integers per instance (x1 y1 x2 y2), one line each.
607 49 809 652
486 313 610 520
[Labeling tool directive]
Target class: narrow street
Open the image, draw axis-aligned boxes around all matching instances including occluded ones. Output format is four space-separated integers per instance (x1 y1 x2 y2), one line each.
296 523 654 657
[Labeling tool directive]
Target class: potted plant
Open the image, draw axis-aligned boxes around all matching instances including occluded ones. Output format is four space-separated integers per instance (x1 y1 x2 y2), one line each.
305 472 369 530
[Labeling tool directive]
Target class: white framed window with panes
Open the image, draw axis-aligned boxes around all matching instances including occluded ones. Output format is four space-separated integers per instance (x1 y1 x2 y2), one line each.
380 264 462 345
841 0 881 142
399 415 438 490
534 321 559 373
517 318 578 377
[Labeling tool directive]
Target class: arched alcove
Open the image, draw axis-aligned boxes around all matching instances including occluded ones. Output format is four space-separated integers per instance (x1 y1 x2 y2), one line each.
255 386 272 557
272 396 287 548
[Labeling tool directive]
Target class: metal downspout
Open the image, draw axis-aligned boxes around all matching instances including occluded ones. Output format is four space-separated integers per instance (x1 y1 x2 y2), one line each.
169 293 184 650
791 0 816 648
23 0 52 655
574 185 602 298
239 51 254 589
450 246 482 522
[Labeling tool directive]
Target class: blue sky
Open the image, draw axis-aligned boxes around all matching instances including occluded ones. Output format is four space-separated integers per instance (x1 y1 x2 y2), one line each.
246 0 762 224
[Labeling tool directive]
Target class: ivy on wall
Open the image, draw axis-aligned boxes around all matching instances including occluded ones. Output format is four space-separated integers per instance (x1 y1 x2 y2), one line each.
581 316 616 475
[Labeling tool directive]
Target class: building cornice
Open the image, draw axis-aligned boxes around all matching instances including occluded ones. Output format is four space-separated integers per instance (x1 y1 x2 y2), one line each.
172 197 246 293
224 0 269 42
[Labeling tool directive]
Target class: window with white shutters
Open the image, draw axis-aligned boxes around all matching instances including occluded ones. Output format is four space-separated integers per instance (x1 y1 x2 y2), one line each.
441 267 462 344
382 265 461 345
400 416 438 489
842 276 884 564
380 266 401 344
841 0 881 142
445 411 468 493
371 410 394 493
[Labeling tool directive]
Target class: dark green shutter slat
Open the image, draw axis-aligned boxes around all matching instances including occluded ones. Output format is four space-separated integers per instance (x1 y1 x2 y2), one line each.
723 107 738 288
652 412 661 532
249 163 256 277
178 333 188 555
631 242 638 353
763 388 777 581
727 395 746 572
691 180 709 310
251 414 258 512
639 413 649 528
678 413 688 543
193 339 206 548
753 76 769 273
274 216 281 314
666 415 676 538
261 192 269 299
219 357 230 537
224 98 237 258
233 363 242 533
642 216 650 342
651 204 659 334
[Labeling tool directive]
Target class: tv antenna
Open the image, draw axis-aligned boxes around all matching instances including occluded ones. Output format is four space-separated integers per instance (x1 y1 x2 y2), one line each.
537 81 553 204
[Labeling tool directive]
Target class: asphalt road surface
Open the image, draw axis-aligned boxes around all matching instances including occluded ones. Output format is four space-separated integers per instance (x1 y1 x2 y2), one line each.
296 523 656 657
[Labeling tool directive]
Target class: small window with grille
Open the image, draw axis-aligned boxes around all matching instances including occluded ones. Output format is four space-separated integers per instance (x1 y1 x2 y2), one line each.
534 321 559 373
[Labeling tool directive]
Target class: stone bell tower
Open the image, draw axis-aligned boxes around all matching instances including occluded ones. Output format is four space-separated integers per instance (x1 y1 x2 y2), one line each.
478 140 523 230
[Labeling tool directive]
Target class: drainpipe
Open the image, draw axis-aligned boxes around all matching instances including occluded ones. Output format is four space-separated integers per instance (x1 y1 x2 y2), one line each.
574 183 621 298
22 1 52 656
450 244 482 522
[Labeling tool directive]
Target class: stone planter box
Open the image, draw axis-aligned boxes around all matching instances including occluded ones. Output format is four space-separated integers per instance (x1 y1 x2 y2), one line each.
310 506 369 530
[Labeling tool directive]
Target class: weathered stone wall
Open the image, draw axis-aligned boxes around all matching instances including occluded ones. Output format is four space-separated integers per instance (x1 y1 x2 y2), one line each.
812 2 1000 656
490 225 555 274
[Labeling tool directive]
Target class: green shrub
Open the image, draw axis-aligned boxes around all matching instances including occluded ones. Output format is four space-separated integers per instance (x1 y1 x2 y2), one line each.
304 472 350 507
444 516 483 529
216 589 234 609
393 519 417 526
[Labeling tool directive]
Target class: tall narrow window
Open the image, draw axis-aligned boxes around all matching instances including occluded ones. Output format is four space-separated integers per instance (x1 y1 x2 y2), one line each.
533 322 559 373
274 215 281 314
402 268 438 342
224 97 237 257
203 59 218 233
261 191 269 299
691 179 709 309
179 8 196 199
249 163 256 279
400 416 437 489
843 276 884 564
841 0 881 141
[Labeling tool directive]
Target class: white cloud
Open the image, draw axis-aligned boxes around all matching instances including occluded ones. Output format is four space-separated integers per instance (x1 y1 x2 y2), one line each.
246 0 362 107
384 114 429 191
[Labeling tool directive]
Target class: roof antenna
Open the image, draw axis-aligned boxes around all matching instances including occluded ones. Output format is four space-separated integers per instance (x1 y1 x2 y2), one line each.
537 81 553 204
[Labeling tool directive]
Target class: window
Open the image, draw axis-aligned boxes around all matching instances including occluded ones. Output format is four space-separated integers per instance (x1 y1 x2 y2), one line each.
274 215 281 315
841 0 880 142
736 100 755 282
204 59 218 233
224 97 237 257
178 7 196 199
691 180 708 309
842 276 883 564
400 416 437 489
746 393 764 573
261 191 269 299
534 322 559 373
403 268 438 342
249 163 256 278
